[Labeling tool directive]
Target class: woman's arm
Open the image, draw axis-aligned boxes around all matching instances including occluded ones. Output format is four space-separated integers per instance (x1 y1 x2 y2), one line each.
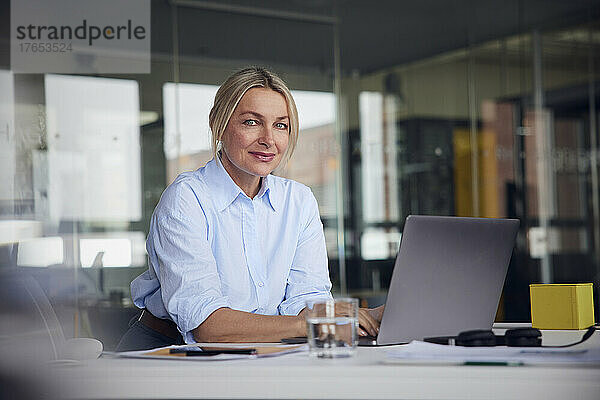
193 306 383 342
193 307 306 342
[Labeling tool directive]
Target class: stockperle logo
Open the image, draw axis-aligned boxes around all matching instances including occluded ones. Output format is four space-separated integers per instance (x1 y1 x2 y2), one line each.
11 0 150 73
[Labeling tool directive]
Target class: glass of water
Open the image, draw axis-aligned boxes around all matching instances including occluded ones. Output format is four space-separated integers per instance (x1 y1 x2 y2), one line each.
306 298 358 358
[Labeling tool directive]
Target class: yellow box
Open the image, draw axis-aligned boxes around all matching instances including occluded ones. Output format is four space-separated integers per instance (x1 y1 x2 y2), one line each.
529 283 595 330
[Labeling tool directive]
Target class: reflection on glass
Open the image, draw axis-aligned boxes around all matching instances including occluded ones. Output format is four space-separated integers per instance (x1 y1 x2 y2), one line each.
80 238 132 268
360 228 400 261
359 91 399 224
163 83 217 183
0 70 15 214
78 232 146 268
280 90 336 220
17 236 64 267
44 74 141 221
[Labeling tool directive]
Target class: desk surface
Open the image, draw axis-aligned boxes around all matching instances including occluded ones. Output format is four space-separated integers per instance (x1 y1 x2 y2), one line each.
49 328 600 400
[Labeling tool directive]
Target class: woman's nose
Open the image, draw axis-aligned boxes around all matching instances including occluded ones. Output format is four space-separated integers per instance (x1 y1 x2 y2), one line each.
258 127 275 147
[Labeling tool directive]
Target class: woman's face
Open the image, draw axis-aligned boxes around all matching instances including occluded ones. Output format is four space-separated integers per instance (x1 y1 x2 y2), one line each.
221 87 290 185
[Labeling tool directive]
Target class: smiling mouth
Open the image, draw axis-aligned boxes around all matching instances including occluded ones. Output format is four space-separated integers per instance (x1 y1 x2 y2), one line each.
249 152 276 162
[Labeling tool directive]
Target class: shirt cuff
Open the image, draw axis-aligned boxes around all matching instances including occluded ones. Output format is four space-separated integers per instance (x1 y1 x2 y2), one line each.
279 293 333 316
304 294 334 310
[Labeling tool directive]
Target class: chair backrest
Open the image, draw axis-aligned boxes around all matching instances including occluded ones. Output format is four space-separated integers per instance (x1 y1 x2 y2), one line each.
0 268 66 361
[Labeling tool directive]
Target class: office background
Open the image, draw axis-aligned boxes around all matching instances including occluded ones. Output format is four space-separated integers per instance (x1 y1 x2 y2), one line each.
1 0 599 351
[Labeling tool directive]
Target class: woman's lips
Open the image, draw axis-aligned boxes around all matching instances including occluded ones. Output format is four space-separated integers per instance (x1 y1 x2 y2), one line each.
249 152 275 162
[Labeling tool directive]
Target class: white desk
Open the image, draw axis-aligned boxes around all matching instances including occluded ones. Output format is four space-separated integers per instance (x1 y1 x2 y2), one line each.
50 329 600 399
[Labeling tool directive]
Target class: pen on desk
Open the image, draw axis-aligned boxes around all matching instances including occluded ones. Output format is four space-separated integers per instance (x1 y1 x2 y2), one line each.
463 361 524 367
169 348 257 356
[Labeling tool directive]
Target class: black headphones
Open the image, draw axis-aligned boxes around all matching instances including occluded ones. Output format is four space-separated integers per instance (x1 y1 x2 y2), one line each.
425 325 597 348
456 328 542 347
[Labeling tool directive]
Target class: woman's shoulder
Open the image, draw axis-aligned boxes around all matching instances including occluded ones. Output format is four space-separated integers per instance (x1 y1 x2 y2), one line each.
154 168 212 218
268 175 318 217
164 168 208 197
268 174 314 199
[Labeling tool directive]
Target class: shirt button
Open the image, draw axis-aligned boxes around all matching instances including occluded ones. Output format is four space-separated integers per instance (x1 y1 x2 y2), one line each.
258 282 264 287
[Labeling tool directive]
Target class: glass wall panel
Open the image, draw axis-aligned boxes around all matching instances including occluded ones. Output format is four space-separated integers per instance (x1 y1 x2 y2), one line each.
535 22 600 298
345 18 600 319
1 0 339 352
2 2 599 365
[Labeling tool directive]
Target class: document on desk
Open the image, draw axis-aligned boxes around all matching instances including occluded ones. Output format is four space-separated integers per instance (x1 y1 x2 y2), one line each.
116 343 307 361
385 341 600 366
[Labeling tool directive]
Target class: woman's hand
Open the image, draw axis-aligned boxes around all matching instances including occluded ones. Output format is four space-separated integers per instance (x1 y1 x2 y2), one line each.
368 305 385 323
358 305 385 337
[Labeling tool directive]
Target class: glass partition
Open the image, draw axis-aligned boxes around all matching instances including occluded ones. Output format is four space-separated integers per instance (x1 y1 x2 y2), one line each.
347 20 600 318
1 2 598 358
0 0 340 351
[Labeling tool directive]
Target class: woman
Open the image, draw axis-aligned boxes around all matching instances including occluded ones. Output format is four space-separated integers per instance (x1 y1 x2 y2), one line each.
117 67 382 351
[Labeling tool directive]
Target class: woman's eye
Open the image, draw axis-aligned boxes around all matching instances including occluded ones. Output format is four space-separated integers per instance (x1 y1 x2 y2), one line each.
243 119 259 126
275 122 288 130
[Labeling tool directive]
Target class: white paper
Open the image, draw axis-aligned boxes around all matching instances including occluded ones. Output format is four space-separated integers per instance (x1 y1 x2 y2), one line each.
116 343 307 361
385 340 600 366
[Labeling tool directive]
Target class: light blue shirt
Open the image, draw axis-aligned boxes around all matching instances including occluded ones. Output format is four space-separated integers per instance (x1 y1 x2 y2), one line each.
131 157 333 343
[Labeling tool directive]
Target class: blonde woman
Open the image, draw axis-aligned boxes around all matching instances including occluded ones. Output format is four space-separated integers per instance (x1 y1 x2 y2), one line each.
117 67 382 351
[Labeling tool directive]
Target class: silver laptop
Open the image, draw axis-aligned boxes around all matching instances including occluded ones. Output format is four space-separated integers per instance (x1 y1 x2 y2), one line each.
370 215 519 346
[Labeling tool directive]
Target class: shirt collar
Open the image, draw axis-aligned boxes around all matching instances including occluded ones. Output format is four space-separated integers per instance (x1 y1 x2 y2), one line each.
258 174 279 212
203 156 280 212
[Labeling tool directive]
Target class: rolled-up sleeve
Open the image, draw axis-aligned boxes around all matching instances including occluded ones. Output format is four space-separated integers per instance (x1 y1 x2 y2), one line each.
149 186 230 343
278 189 333 316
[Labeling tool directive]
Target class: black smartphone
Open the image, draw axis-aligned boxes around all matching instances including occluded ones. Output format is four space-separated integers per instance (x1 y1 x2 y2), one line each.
280 336 308 344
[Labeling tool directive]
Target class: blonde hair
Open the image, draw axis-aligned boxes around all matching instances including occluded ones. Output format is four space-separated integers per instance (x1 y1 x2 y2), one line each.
208 67 299 167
